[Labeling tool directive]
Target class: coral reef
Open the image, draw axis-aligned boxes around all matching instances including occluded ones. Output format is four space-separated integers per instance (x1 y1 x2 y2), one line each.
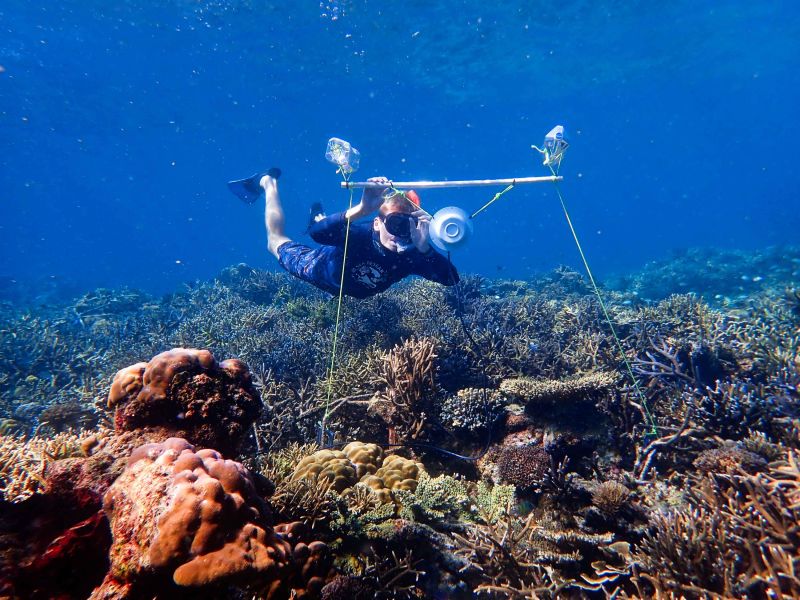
108 348 261 455
1 249 798 598
97 437 329 598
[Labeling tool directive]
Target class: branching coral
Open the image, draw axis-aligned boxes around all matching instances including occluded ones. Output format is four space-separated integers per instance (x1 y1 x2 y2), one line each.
371 337 439 444
0 434 48 502
453 512 569 597
634 450 800 598
0 432 86 502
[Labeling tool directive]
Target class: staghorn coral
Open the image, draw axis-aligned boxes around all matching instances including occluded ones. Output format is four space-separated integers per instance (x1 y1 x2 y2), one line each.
742 429 784 460
370 337 439 444
500 372 615 407
634 450 800 598
453 511 571 597
0 434 48 502
0 431 86 502
108 348 261 456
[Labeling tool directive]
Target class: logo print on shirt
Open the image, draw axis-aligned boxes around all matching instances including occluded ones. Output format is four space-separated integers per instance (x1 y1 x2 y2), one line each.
351 262 386 289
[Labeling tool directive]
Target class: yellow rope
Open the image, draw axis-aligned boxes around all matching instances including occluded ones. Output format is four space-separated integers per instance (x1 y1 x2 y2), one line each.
547 167 658 435
470 183 515 219
319 172 356 442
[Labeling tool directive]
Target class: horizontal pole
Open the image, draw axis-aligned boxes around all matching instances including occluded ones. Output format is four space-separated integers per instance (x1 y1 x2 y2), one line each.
340 175 562 189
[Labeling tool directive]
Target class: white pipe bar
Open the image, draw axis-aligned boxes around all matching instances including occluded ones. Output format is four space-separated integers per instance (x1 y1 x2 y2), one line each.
340 175 562 189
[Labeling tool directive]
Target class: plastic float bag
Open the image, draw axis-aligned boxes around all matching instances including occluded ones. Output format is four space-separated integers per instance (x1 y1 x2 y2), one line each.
325 137 360 174
532 125 568 172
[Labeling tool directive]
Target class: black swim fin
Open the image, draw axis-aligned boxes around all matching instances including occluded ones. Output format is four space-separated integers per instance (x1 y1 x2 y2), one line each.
227 168 281 204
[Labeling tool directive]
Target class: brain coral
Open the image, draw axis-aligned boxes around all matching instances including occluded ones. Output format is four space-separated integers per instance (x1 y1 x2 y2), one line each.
108 348 261 456
96 437 324 598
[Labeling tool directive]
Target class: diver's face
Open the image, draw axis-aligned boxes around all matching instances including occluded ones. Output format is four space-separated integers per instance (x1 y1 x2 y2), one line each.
374 212 415 253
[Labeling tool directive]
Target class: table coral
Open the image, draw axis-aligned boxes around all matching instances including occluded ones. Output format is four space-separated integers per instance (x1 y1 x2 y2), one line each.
500 372 615 407
108 348 261 456
96 437 300 597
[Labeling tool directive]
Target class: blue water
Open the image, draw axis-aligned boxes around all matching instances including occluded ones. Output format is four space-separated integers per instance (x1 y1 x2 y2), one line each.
2 1 799 296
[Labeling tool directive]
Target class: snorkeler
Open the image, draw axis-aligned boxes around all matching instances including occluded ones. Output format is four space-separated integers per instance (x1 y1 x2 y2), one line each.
257 169 459 298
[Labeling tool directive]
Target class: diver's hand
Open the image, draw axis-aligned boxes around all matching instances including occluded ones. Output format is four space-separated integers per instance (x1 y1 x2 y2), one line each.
361 176 391 212
410 210 431 253
346 176 391 220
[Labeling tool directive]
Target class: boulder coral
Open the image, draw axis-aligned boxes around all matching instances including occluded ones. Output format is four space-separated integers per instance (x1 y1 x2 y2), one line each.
95 437 327 598
108 348 261 456
292 442 424 504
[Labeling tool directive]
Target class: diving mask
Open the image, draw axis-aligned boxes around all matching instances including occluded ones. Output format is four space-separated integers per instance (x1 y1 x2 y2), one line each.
381 212 418 238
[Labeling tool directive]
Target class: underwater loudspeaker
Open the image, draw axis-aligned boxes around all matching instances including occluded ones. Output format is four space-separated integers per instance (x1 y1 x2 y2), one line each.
429 206 473 253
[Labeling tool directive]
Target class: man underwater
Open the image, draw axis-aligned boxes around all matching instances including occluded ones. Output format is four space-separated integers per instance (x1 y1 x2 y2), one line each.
258 169 459 298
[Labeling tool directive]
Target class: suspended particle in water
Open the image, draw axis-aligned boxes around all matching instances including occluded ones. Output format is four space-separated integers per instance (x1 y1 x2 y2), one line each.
320 0 350 20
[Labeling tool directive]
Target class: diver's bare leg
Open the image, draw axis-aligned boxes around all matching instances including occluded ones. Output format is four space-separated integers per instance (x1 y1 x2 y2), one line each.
261 175 291 259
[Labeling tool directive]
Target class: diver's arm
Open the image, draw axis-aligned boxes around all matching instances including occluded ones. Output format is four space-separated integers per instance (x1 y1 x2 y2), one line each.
414 249 460 286
344 176 390 220
309 212 349 245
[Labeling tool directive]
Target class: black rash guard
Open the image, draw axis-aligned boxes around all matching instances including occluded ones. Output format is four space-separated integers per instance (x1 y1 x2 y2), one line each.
295 211 459 298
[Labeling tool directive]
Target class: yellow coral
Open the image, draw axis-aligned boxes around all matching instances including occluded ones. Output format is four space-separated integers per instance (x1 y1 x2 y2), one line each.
342 441 384 479
291 449 358 493
290 445 425 505
375 454 422 492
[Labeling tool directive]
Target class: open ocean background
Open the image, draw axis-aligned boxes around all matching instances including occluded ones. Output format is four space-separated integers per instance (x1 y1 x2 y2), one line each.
2 0 799 298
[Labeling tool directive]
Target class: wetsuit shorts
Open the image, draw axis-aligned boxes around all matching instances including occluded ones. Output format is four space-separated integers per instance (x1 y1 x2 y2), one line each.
277 241 338 294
